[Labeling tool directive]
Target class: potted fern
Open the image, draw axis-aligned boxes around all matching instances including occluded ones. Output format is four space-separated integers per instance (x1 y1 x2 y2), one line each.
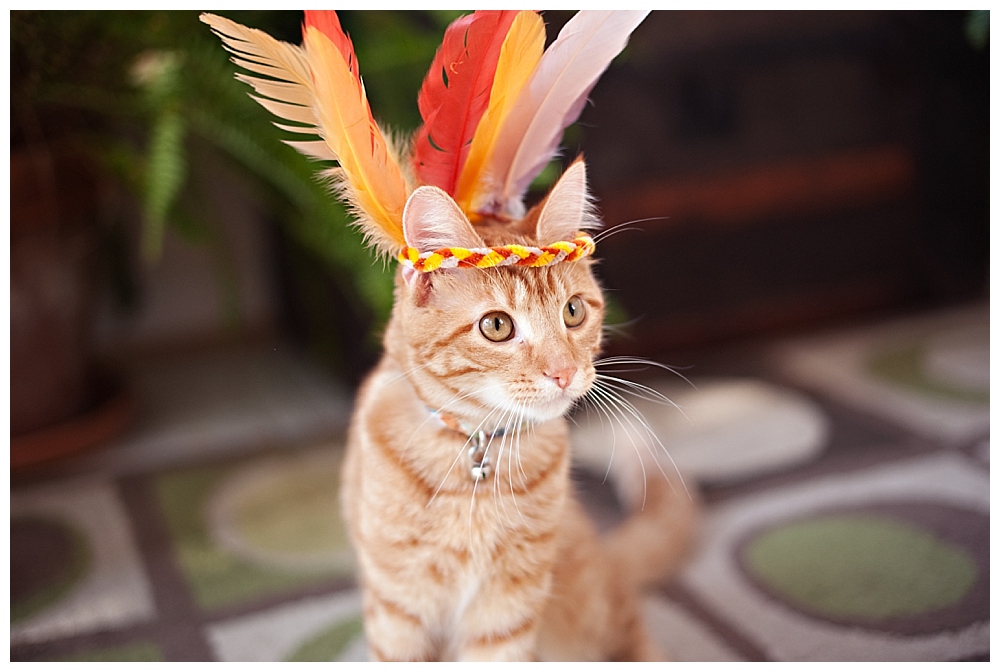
10 10 463 465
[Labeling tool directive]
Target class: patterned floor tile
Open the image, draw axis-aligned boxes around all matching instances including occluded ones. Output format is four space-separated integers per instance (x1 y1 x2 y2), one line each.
155 443 355 610
207 590 738 662
678 452 989 660
643 596 745 661
10 479 155 645
572 377 830 485
207 590 365 661
59 343 354 478
48 641 165 662
773 303 988 443
738 503 985 633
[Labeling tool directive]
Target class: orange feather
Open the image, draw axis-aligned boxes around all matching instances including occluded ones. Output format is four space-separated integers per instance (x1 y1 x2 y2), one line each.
303 25 409 248
200 12 409 253
454 10 545 215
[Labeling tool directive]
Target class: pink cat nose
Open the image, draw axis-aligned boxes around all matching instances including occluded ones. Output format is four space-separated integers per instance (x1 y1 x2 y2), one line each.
545 366 577 390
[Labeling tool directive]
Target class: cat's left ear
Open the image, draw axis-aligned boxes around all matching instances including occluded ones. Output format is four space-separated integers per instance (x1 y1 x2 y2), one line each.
403 186 484 252
536 159 596 243
401 186 485 287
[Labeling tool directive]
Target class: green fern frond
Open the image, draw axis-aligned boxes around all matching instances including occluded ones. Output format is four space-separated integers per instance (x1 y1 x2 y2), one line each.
135 50 188 263
142 109 186 262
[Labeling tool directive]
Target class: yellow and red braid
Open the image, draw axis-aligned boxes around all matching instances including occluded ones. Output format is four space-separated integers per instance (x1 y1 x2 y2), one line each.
397 233 596 273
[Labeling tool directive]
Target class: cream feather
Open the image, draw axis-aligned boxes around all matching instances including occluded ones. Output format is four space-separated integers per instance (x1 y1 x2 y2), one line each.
201 13 409 252
481 10 649 218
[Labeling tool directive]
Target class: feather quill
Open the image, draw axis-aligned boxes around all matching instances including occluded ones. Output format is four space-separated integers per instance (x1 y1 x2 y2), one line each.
453 10 545 215
411 10 519 195
481 10 650 217
200 12 409 252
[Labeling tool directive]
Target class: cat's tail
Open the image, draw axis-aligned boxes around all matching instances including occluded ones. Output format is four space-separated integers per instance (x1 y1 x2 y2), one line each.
598 449 700 588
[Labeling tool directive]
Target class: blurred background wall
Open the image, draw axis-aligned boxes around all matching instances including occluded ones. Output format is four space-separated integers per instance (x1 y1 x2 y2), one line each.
575 10 988 358
10 10 988 442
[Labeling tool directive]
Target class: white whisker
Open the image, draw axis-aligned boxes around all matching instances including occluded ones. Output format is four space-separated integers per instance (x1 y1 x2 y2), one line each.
586 383 646 504
591 380 691 500
591 216 670 244
594 374 690 421
514 400 530 486
508 399 529 526
579 393 617 483
489 398 520 530
372 362 433 393
593 356 697 389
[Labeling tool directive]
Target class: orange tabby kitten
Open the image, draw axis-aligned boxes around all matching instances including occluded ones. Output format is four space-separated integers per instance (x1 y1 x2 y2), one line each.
342 161 698 661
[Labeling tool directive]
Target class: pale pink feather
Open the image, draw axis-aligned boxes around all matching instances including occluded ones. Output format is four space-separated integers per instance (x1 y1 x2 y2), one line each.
481 10 649 218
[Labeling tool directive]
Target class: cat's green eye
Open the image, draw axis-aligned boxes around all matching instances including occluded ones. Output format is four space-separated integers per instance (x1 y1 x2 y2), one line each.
479 311 514 342
563 295 586 328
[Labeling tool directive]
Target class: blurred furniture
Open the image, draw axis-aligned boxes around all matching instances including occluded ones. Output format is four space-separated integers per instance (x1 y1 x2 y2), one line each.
574 11 987 355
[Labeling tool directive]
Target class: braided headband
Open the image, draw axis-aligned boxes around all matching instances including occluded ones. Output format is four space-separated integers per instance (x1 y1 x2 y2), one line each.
398 233 596 273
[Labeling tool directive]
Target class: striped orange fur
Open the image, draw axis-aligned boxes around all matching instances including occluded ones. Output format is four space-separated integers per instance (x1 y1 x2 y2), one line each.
343 163 697 661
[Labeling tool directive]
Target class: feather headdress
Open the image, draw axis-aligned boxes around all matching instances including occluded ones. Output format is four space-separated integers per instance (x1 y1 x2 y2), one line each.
201 10 648 269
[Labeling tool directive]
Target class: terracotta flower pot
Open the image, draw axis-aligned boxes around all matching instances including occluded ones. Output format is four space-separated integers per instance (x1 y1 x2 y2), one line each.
10 146 130 467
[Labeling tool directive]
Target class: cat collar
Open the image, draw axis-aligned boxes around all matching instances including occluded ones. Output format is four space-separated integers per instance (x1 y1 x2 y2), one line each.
398 233 596 274
429 408 533 481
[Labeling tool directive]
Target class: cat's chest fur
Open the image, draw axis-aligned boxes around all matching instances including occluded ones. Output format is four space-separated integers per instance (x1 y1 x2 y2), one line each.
342 357 570 628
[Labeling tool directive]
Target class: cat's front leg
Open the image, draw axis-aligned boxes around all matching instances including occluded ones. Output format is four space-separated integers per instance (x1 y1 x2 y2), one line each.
452 569 552 661
455 616 541 662
361 585 436 661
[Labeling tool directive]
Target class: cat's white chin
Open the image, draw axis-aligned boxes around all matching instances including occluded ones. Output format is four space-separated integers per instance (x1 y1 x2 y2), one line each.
472 383 582 424
523 394 577 423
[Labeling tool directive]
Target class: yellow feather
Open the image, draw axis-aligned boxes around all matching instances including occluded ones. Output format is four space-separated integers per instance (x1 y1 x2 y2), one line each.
202 13 409 253
453 11 545 215
303 26 408 248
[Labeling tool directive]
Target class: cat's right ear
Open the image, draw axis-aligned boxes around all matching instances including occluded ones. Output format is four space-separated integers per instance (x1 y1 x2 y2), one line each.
535 159 596 244
401 186 484 287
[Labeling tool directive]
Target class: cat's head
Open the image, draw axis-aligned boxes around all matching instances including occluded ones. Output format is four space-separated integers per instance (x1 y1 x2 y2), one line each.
385 161 605 427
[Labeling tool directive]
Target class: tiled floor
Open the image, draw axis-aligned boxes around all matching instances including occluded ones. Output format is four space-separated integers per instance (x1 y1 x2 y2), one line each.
10 303 990 661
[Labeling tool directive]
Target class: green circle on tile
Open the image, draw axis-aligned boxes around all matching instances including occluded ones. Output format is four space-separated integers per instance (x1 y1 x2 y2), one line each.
867 343 989 403
232 461 348 556
287 616 365 662
52 641 164 662
743 515 977 620
10 516 91 624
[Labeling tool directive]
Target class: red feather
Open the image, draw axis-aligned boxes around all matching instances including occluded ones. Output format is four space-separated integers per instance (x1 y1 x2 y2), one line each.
412 10 519 195
303 10 354 66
